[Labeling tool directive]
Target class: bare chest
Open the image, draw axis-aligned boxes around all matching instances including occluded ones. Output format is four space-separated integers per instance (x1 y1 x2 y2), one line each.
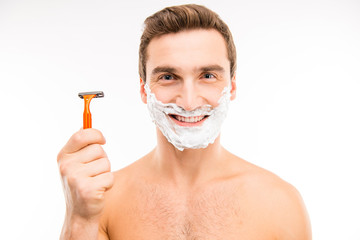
107 182 273 240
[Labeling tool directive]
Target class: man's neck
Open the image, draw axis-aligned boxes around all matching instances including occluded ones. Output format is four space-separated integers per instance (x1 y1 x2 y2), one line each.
152 129 227 189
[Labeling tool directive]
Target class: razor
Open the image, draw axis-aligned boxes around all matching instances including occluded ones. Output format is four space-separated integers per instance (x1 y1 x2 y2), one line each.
78 91 104 129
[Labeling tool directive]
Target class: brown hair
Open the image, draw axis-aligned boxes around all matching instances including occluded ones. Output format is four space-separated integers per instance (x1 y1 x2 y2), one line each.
139 4 237 82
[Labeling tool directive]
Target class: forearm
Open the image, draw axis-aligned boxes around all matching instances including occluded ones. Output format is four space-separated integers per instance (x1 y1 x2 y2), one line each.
60 214 99 240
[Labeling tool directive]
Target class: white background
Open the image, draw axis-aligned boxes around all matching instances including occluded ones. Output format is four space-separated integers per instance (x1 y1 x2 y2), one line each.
0 0 359 239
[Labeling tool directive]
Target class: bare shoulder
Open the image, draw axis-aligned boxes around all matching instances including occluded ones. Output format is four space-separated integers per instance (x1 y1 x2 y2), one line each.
105 151 153 196
226 151 312 239
99 152 153 237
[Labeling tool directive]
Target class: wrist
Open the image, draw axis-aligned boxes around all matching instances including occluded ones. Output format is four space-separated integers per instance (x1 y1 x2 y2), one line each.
60 213 99 240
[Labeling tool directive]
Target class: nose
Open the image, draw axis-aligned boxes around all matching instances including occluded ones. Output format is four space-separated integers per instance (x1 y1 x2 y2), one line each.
175 81 203 111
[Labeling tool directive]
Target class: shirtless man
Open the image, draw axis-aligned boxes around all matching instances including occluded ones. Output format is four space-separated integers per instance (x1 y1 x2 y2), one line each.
58 4 312 240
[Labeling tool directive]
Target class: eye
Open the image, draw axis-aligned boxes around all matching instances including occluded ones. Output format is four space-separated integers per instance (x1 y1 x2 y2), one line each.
203 73 216 80
159 74 175 81
204 73 215 79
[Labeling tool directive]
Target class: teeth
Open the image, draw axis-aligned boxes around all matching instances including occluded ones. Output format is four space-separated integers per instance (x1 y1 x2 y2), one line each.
174 115 205 123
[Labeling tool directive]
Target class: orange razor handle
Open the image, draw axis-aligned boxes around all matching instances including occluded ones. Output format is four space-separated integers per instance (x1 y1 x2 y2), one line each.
78 91 104 129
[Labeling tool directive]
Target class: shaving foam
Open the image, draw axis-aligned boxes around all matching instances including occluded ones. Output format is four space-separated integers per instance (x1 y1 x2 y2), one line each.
145 84 231 151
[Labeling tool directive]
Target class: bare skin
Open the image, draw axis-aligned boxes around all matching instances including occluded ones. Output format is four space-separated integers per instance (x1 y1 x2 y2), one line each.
98 137 311 240
99 29 311 239
58 29 311 239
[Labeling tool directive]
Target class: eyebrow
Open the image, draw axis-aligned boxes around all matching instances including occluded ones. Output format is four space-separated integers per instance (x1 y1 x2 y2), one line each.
199 65 225 73
151 64 225 76
151 66 177 76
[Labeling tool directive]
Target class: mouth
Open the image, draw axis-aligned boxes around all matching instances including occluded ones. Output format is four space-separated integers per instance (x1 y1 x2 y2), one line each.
169 114 209 127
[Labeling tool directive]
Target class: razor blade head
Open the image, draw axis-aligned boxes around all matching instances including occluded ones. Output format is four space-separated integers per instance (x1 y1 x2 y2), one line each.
78 91 104 99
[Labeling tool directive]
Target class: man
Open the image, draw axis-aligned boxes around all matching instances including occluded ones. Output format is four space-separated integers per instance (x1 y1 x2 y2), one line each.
57 4 311 239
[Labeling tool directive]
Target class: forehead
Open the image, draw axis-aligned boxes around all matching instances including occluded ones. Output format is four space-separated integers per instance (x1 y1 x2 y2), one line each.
146 29 229 74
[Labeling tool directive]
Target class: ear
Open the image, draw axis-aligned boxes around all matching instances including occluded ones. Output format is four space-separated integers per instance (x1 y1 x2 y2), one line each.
230 73 237 101
140 78 147 104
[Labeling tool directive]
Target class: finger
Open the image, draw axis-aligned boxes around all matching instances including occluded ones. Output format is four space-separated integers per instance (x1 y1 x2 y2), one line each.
61 128 106 154
91 172 114 191
60 143 107 166
74 143 107 164
81 158 111 177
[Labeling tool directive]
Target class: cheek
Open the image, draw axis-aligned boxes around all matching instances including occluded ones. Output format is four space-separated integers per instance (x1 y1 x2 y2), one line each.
151 89 175 103
207 95 223 107
201 86 227 106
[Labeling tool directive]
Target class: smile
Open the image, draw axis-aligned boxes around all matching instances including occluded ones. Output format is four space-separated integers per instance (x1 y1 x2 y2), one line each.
169 114 209 126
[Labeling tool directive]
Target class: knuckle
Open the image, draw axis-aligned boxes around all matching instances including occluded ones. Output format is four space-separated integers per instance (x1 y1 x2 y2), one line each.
108 172 115 183
66 174 78 186
93 144 106 157
105 161 111 172
93 143 102 152
72 131 83 145
96 192 105 200
66 168 84 186
101 158 111 172
57 150 72 163
58 161 69 176
105 172 115 187
93 129 106 143
79 184 99 202
77 182 90 198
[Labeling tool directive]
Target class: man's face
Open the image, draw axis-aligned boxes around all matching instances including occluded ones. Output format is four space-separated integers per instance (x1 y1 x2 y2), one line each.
141 29 236 127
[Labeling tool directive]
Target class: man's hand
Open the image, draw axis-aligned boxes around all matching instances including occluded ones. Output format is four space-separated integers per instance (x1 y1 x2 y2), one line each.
57 129 114 239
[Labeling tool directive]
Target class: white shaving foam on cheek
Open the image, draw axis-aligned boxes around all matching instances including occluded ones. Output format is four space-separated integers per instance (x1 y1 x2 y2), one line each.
145 84 231 151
